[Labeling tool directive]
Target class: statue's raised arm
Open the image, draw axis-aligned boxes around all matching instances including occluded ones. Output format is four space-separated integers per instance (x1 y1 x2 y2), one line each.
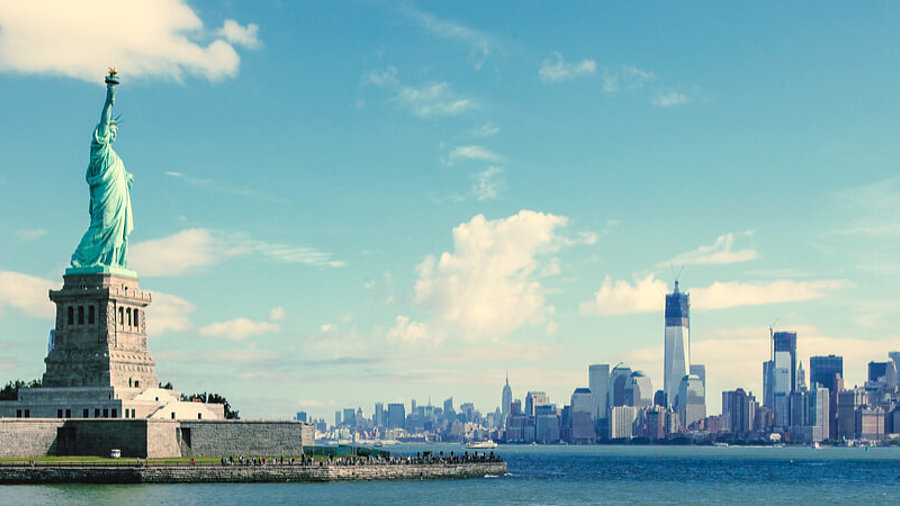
69 68 135 275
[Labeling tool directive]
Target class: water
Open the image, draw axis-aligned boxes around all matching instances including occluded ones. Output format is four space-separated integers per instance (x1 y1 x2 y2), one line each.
2 445 899 504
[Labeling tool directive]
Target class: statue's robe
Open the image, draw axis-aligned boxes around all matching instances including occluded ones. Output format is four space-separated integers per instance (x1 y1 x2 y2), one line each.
71 124 133 269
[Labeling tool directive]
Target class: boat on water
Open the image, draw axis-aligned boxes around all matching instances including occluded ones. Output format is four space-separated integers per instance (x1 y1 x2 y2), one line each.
466 440 498 449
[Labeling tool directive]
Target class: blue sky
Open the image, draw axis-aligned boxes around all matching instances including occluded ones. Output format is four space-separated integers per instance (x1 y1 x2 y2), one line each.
1 1 899 420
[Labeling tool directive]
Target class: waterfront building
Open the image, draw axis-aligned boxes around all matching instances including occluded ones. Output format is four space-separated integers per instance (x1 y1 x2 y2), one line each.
609 405 637 439
664 281 691 409
569 388 595 444
525 391 550 417
295 411 307 422
772 331 798 428
374 402 384 427
609 363 633 410
343 408 356 427
386 403 405 430
837 388 866 440
501 374 512 422
762 360 775 414
721 388 755 436
644 406 667 440
810 354 843 439
588 364 610 421
630 371 653 408
334 411 342 428
677 374 705 430
535 404 560 444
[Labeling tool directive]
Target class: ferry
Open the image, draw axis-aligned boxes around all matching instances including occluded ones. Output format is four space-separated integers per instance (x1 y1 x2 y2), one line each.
466 440 498 450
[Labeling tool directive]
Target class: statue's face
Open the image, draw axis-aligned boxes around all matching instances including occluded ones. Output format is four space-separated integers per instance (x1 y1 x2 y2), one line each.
110 124 118 141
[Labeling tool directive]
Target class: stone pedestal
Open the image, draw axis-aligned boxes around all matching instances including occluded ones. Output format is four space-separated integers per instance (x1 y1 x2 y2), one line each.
44 273 158 390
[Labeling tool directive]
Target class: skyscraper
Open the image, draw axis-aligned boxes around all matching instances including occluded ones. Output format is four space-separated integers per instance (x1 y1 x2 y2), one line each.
772 331 797 427
630 371 653 408
374 402 384 427
665 281 690 408
588 364 610 421
677 374 705 430
609 363 633 410
386 403 405 429
810 354 843 440
502 374 512 422
525 391 550 417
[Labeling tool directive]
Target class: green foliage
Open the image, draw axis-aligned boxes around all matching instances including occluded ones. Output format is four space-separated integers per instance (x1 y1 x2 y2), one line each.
0 379 42 401
181 391 240 420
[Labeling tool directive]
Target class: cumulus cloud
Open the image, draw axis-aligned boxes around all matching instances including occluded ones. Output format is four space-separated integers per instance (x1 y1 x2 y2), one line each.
411 210 569 339
145 291 195 335
198 318 281 341
539 53 596 83
652 90 689 107
580 274 846 315
442 145 503 166
387 315 430 343
130 228 344 277
0 0 259 83
0 270 56 318
579 274 668 315
659 232 758 267
217 19 261 49
363 67 478 118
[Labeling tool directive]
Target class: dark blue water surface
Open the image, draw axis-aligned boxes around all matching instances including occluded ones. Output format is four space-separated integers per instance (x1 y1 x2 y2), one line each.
2 445 899 504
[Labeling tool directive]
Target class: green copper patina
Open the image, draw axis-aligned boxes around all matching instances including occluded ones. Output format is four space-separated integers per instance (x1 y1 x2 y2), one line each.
69 69 136 277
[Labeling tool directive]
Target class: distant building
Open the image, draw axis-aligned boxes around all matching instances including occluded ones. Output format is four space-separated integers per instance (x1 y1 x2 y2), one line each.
630 371 653 408
609 363 633 410
343 408 356 427
525 391 550 417
810 354 843 440
653 390 667 407
444 397 454 415
589 364 610 421
722 388 755 436
837 388 866 440
535 404 560 444
868 361 898 389
772 331 797 428
386 403 405 430
569 387 595 444
295 411 307 423
610 406 637 439
501 374 512 422
677 374 705 430
690 364 706 391
374 402 384 427
664 281 690 409
334 410 342 428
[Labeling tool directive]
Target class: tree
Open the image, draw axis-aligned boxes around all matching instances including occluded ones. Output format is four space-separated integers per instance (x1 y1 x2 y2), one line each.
182 391 240 419
0 379 42 401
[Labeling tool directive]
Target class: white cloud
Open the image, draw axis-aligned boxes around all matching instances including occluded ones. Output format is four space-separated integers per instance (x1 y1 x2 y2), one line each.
269 306 286 321
652 90 689 107
471 122 500 138
830 177 900 237
442 145 503 166
580 274 846 315
0 1 258 83
130 228 344 277
691 280 846 310
0 270 56 318
471 166 503 201
401 5 493 70
146 291 195 335
395 82 478 118
600 65 656 92
412 210 569 339
15 229 47 242
539 53 596 83
130 229 224 276
659 232 758 266
198 318 280 341
387 315 431 343
364 67 478 118
217 19 261 49
579 274 668 315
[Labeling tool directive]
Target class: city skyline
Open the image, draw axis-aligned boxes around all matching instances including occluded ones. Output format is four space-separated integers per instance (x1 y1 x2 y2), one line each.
2 2 900 420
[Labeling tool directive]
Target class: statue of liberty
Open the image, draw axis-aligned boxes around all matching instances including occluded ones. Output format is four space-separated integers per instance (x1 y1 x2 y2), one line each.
70 68 135 273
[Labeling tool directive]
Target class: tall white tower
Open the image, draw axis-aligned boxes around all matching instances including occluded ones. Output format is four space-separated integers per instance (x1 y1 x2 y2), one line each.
664 281 690 408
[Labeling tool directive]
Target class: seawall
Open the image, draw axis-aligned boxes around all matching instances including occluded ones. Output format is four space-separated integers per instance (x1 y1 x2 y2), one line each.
0 462 506 484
